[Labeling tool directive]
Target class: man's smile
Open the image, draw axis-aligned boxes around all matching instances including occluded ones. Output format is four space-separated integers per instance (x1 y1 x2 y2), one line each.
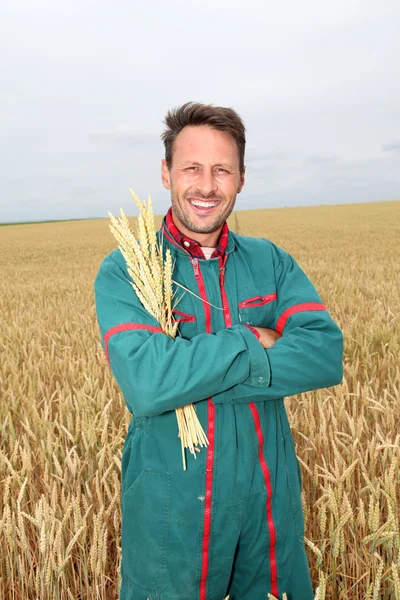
186 197 221 214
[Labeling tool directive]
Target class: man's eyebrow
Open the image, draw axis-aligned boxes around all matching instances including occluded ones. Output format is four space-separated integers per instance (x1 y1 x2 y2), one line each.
214 163 234 169
180 161 234 169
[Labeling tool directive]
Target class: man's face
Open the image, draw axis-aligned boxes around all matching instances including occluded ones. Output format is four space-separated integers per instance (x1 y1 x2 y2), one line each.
161 125 245 237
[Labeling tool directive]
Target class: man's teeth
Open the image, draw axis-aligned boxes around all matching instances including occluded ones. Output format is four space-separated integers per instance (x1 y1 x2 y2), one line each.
191 200 218 208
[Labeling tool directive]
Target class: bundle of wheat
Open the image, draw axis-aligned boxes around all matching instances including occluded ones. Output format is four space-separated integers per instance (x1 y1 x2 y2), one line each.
108 189 209 470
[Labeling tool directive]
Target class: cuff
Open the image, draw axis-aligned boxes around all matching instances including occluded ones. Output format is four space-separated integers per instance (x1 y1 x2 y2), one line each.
239 324 271 387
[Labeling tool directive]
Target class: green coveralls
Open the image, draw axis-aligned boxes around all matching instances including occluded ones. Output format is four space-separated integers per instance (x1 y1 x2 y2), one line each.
94 215 344 600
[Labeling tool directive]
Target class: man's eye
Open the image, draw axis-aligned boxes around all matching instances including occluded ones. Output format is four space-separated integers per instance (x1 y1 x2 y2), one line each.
216 168 228 173
186 166 198 171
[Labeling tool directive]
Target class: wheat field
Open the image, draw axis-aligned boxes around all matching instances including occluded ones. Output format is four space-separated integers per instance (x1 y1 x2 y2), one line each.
1 200 399 600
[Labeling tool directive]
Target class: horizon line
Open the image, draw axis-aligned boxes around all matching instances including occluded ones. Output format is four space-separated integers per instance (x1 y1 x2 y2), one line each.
1 198 399 226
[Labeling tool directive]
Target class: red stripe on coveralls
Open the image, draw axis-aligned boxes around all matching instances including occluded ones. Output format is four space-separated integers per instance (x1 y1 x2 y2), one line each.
248 403 279 598
103 323 163 363
218 257 279 598
275 302 326 334
191 257 214 600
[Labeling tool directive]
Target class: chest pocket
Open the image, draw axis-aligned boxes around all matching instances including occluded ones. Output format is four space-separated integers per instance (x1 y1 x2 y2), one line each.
237 284 277 329
172 295 198 339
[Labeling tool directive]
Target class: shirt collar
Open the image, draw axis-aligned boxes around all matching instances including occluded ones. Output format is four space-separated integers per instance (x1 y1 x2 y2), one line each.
164 207 229 259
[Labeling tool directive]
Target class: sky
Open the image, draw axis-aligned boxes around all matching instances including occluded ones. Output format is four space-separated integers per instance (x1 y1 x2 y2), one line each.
1 0 399 223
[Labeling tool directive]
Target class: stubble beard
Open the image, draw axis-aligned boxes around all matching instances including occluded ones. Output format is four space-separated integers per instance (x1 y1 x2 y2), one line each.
170 188 237 234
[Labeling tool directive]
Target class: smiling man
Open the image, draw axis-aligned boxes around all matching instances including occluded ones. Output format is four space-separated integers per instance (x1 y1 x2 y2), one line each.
94 102 344 600
162 123 244 242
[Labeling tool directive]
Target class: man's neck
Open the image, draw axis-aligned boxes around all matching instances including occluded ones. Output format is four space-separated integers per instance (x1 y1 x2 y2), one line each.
171 211 222 247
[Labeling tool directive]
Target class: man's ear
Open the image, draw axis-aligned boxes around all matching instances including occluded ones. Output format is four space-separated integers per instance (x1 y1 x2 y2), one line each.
237 166 246 193
161 159 171 190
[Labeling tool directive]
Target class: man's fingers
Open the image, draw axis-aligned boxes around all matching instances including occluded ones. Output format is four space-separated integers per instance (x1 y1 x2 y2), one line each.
253 327 282 349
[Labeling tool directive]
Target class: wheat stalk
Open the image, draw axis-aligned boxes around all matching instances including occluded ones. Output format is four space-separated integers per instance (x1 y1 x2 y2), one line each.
108 190 209 470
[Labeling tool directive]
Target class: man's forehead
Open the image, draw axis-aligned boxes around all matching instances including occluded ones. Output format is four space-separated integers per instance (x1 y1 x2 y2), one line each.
173 126 239 165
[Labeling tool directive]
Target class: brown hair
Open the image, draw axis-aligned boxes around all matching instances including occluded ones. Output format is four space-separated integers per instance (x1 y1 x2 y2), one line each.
161 101 246 174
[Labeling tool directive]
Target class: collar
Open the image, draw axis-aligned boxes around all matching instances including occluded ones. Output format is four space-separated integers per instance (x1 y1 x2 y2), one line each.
164 206 229 259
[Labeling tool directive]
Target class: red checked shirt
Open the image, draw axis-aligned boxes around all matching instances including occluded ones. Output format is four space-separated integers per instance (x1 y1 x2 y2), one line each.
165 207 229 260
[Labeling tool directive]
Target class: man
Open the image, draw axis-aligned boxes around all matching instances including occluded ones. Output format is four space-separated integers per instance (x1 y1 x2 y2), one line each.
94 102 344 600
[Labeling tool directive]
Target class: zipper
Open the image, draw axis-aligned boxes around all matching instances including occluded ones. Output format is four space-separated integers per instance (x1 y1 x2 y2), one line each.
238 293 277 309
218 255 232 328
220 263 225 286
192 257 200 279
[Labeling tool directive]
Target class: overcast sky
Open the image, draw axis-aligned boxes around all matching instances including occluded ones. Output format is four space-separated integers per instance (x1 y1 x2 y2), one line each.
1 0 399 222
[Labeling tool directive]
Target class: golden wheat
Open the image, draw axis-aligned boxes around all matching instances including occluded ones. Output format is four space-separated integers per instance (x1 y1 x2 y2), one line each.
0 200 399 599
108 190 209 470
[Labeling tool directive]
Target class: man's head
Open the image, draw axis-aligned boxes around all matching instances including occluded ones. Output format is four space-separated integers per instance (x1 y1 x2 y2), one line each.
160 102 246 243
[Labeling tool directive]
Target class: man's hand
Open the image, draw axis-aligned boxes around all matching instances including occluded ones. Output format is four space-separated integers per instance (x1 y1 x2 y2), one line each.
253 327 282 349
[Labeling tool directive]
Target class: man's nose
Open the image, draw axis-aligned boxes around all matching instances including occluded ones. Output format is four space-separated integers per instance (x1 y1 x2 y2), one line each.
196 168 218 196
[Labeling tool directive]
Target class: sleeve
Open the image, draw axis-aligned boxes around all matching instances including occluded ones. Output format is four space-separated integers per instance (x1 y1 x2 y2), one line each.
94 254 270 417
212 242 344 404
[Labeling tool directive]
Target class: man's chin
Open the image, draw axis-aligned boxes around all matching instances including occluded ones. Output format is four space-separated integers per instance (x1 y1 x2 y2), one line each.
189 225 221 233
184 218 223 235
171 201 228 235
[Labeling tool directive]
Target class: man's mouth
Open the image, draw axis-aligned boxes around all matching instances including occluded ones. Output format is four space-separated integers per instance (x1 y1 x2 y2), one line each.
187 198 220 212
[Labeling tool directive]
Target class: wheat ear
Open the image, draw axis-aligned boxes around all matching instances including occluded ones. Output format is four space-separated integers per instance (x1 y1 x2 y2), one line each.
109 192 208 469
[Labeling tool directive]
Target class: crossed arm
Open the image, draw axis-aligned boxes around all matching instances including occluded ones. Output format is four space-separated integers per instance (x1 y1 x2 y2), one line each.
94 246 344 417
